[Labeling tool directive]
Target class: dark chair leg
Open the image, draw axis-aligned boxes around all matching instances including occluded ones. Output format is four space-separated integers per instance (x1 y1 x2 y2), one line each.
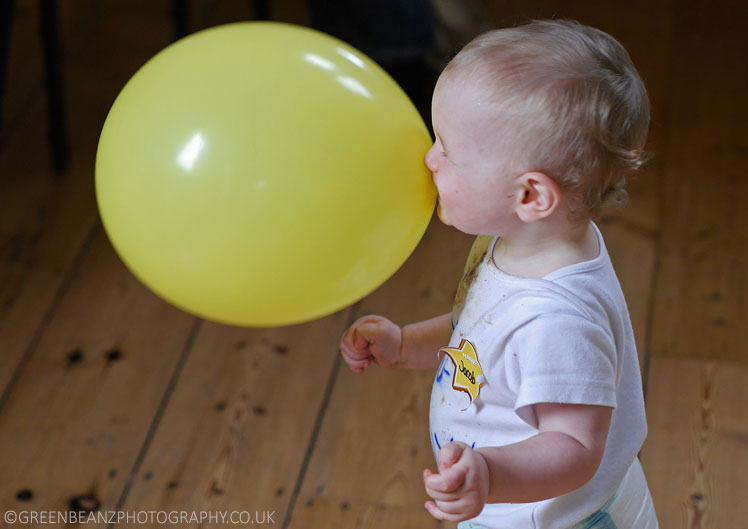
172 0 188 40
39 0 68 171
253 0 269 20
0 0 15 141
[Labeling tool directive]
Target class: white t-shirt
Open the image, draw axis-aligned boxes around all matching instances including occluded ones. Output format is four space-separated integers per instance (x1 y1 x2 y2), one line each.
429 223 648 529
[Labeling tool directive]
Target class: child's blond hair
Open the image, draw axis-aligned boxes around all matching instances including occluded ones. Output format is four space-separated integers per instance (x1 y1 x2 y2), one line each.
444 19 650 220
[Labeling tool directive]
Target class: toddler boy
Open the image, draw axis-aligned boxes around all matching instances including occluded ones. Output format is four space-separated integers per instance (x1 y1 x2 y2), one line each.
340 19 658 529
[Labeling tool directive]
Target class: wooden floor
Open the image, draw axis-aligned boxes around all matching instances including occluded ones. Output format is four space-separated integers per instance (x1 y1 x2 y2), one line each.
1 1 746 528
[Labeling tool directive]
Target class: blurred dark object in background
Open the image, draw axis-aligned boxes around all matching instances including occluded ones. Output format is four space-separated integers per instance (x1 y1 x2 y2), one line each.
310 0 436 66
1 0 68 171
0 0 13 134
172 0 271 40
429 0 493 64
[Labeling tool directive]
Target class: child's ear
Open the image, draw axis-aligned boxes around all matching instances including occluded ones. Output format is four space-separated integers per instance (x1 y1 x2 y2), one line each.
515 172 562 223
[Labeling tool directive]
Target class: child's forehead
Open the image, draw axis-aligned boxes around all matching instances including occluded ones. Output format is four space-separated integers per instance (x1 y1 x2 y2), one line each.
434 73 476 103
432 74 500 127
434 70 506 114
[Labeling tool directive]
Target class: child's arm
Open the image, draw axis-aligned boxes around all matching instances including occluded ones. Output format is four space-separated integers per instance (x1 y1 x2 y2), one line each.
401 313 453 369
477 402 612 502
340 312 452 372
424 402 612 522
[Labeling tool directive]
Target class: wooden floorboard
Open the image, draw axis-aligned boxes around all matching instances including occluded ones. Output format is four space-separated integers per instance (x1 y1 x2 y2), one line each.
0 231 196 520
649 1 748 363
642 3 748 526
640 356 748 528
115 312 350 529
636 3 748 528
289 495 446 529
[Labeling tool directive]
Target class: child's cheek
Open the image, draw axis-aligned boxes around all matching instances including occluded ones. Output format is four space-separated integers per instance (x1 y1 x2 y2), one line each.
443 187 461 209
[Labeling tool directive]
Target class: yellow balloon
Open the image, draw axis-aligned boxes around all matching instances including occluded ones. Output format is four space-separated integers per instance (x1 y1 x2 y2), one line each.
96 22 436 327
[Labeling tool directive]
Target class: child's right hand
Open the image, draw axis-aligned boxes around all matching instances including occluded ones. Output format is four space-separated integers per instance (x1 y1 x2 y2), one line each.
339 315 403 373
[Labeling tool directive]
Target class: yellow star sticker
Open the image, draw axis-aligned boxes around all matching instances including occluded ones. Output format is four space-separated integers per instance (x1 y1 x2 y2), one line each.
439 339 486 409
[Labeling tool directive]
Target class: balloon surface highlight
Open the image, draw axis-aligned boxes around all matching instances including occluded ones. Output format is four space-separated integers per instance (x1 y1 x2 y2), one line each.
96 22 436 326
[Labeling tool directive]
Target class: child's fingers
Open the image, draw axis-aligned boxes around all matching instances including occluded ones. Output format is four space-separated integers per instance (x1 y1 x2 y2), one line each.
341 317 373 348
424 483 459 502
340 349 371 372
423 500 465 522
340 337 370 361
344 360 369 373
340 325 359 352
424 465 466 493
423 468 459 501
352 326 371 351
348 358 371 372
352 316 388 349
341 344 371 364
437 442 467 471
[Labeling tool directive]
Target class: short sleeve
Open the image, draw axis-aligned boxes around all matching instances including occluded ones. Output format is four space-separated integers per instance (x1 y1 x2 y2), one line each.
505 312 618 429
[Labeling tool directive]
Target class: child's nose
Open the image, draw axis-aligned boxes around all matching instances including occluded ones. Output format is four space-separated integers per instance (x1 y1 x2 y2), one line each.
424 144 438 173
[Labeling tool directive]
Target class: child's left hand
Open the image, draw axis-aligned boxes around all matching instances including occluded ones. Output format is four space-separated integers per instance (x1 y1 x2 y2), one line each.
423 442 490 522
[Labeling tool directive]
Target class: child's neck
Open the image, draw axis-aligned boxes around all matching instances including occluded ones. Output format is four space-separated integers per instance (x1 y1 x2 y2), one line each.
492 220 599 279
